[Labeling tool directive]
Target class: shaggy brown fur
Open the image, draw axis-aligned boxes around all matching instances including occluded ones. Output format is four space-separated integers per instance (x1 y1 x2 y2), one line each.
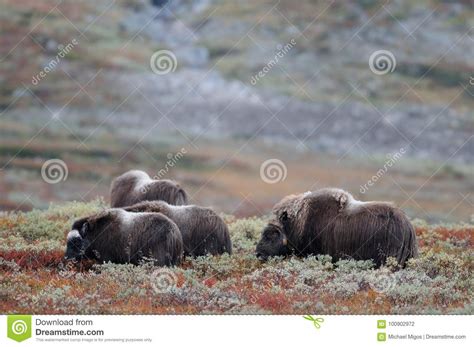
124 201 232 257
257 188 418 267
65 209 183 266
110 170 188 208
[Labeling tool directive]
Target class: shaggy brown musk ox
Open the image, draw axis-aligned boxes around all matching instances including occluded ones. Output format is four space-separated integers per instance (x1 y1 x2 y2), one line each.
123 200 232 257
65 209 183 266
110 170 188 208
256 188 418 267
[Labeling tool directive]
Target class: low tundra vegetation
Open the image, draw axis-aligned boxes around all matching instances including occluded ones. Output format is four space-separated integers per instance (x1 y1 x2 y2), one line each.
0 200 472 314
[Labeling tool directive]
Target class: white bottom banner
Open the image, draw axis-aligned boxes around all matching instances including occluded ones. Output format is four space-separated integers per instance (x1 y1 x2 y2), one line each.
1 315 471 346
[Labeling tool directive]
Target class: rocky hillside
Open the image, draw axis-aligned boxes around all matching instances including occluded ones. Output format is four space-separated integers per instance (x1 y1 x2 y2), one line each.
1 0 472 162
0 0 472 219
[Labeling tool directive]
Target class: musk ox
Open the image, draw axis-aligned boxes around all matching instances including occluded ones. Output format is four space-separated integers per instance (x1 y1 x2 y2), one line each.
256 188 418 267
123 201 232 257
110 170 188 208
65 209 183 266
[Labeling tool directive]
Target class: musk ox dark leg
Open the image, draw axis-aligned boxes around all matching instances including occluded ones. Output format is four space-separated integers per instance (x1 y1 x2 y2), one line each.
222 229 232 255
378 210 418 267
396 219 418 267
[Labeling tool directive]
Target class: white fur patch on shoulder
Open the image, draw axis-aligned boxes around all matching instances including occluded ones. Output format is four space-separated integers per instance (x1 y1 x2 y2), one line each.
127 170 149 178
116 209 155 226
169 205 189 218
67 229 81 240
324 187 350 197
133 173 153 193
115 209 134 226
345 195 393 212
169 204 186 212
346 195 366 210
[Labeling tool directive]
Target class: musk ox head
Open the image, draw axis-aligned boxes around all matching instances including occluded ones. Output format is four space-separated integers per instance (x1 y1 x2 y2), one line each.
64 216 100 261
269 193 308 235
255 223 290 260
271 190 340 237
65 229 84 261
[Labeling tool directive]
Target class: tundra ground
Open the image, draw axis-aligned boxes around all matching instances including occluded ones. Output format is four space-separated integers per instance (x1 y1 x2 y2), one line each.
1 200 472 314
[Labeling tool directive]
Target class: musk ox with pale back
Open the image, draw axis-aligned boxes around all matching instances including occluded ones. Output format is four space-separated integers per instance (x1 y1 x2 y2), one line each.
123 200 232 257
65 209 183 266
110 170 188 208
256 188 418 267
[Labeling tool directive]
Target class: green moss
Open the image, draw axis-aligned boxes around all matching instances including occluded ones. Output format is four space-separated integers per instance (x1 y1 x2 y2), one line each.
1 199 106 241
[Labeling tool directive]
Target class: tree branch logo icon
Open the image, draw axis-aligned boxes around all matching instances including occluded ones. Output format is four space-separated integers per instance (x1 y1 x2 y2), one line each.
7 315 32 342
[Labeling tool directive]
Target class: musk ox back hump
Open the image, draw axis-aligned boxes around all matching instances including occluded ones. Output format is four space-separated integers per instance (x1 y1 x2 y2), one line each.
328 204 418 267
128 211 183 266
275 189 418 267
180 208 232 257
143 180 188 206
110 170 188 207
72 209 183 266
123 201 232 257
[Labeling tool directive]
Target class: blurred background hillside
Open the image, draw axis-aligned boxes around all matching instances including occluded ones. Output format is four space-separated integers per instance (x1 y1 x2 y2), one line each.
0 0 472 222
